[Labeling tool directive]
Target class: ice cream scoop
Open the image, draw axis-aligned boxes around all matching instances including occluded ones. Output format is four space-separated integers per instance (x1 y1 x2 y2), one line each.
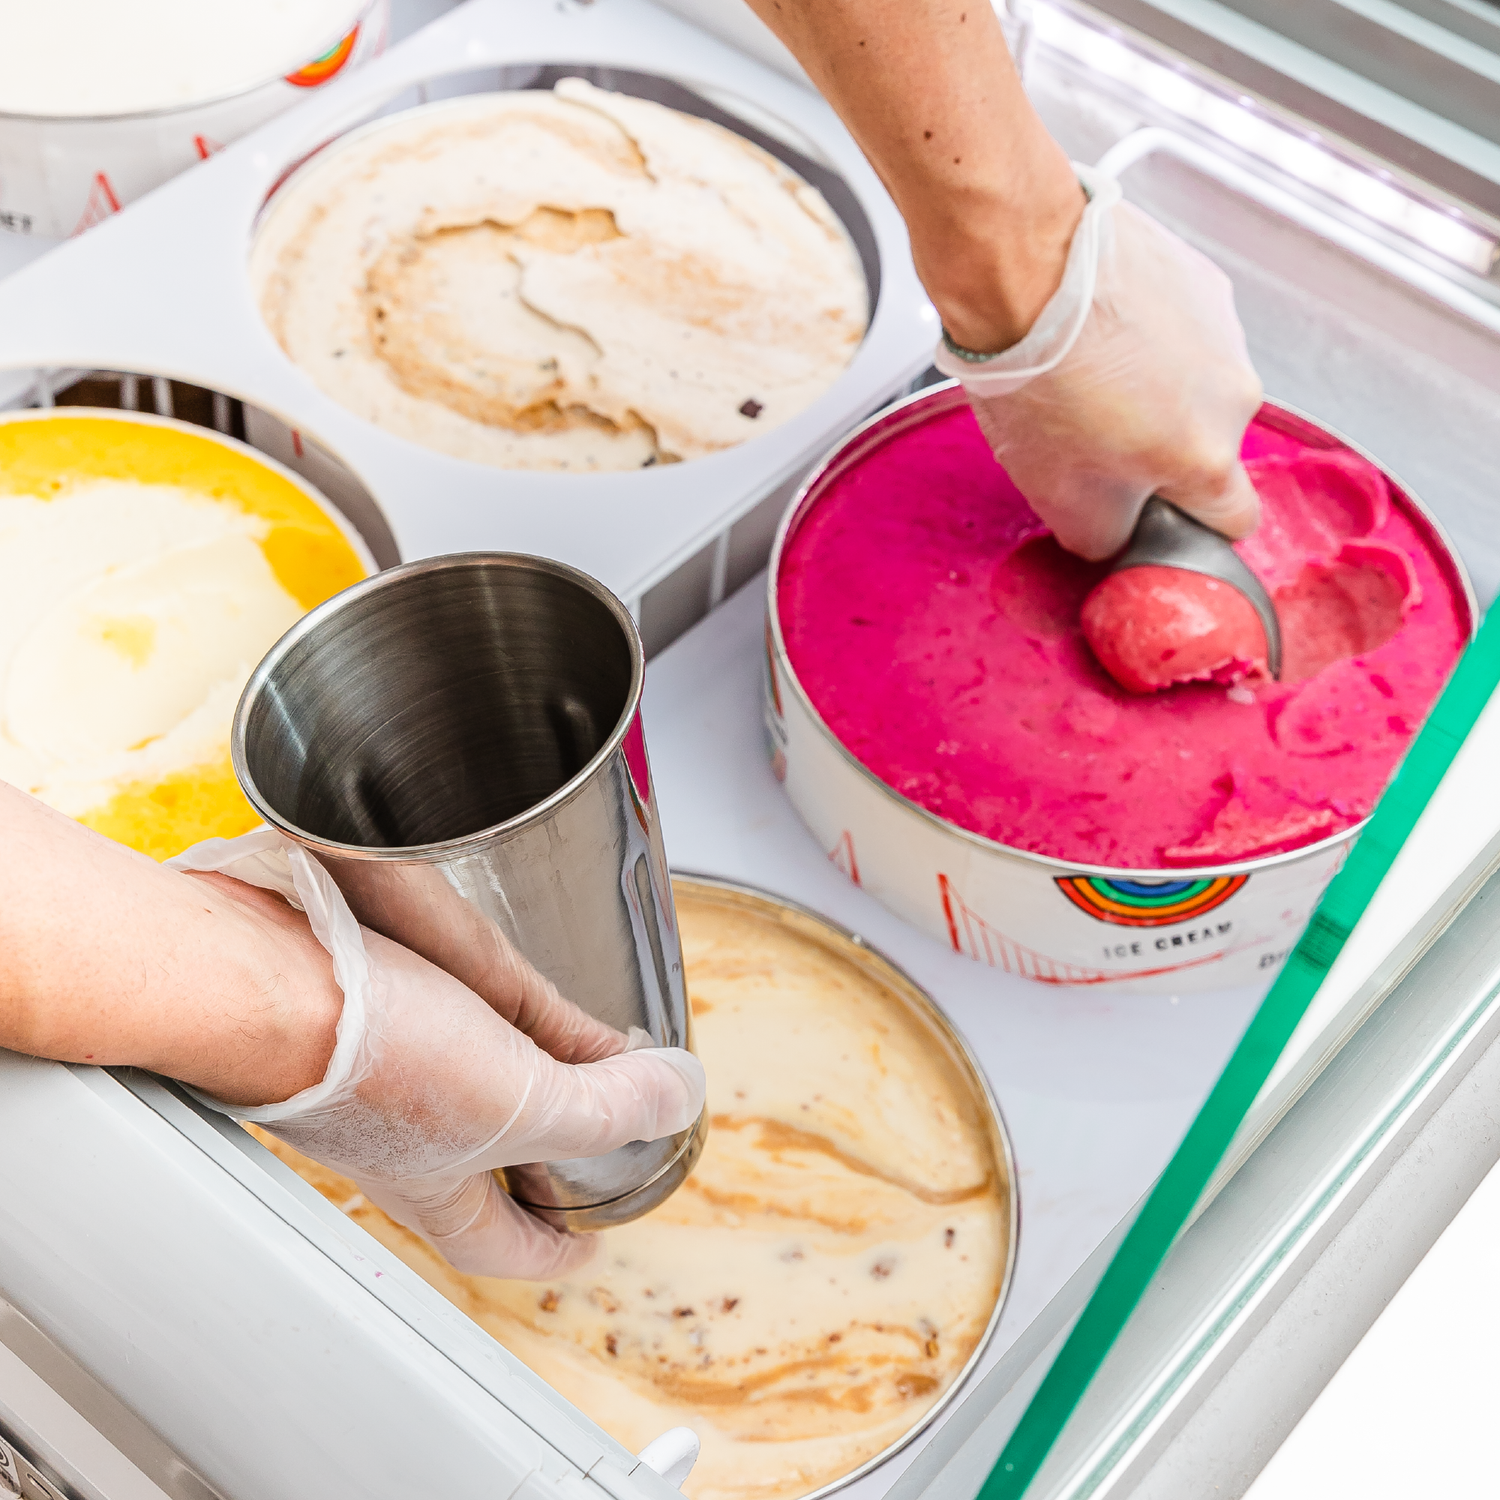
1082 497 1282 694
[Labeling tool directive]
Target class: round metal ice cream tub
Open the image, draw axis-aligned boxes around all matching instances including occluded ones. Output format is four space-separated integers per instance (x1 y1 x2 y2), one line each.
0 0 388 240
670 872 1017 1497
245 64 877 479
765 384 1477 993
233 553 704 1229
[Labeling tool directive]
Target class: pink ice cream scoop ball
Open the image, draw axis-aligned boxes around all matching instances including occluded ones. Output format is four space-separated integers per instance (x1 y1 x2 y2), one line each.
1081 566 1269 695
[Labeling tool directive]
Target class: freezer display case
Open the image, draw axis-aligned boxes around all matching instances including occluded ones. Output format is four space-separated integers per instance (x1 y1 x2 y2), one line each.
3 1 1500 1498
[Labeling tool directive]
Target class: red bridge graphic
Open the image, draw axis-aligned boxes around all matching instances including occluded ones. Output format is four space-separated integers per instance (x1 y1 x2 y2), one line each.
827 831 861 886
71 172 121 236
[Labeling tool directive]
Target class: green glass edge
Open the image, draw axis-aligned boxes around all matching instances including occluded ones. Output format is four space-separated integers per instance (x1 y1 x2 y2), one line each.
982 604 1500 1500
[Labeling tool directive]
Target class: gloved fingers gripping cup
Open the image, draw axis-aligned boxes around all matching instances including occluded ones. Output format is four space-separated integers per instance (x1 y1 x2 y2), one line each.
933 163 1264 563
167 829 706 1280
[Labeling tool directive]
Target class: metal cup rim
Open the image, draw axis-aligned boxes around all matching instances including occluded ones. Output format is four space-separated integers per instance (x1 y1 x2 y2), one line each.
230 550 645 863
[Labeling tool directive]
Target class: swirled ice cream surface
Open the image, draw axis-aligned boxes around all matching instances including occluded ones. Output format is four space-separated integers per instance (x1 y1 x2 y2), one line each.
252 80 868 472
0 413 366 859
253 887 1007 1500
777 406 1469 870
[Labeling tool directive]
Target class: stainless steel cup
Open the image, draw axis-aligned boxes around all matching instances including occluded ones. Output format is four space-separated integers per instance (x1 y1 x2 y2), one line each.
231 552 703 1230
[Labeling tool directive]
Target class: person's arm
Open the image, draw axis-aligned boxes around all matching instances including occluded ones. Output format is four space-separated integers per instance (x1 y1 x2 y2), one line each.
1 778 340 1106
1 780 705 1279
742 0 1264 560
742 0 1083 351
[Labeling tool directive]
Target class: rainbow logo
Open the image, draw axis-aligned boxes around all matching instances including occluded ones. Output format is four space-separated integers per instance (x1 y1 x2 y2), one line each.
285 26 359 87
1055 873 1248 927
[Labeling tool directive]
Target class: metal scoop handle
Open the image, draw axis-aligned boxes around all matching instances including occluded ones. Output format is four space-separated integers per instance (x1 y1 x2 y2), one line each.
1112 497 1283 679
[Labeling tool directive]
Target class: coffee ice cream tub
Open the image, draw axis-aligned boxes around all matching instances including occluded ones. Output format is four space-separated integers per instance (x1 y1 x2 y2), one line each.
764 384 1476 992
249 872 1017 1500
0 0 388 240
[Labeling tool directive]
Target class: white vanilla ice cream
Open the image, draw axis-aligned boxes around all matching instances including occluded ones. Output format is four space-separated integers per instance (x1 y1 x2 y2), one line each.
0 412 368 859
253 884 1009 1500
0 0 367 117
251 80 870 472
0 481 302 818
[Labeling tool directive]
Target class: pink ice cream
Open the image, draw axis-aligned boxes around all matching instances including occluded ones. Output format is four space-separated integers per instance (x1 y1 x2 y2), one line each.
1081 567 1270 694
776 409 1470 870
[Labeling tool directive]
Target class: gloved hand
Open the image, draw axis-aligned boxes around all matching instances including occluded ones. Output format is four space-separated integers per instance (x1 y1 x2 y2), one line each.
168 830 705 1280
933 164 1264 561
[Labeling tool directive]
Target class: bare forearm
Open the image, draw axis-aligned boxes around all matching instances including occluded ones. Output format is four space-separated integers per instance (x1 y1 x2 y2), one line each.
0 781 340 1105
742 0 1084 350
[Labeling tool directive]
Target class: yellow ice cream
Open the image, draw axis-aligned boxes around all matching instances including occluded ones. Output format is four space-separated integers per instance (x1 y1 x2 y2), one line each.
0 411 368 858
252 883 1009 1500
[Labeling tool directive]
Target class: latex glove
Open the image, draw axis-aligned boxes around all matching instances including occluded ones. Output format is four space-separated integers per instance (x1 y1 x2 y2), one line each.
168 830 705 1280
933 163 1264 561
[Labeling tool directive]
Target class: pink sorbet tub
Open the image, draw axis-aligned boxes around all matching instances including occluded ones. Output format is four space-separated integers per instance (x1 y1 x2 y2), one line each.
764 383 1476 991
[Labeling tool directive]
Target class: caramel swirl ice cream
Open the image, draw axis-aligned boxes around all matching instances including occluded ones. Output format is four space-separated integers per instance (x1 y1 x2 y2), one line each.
252 882 1009 1500
250 80 869 472
0 411 368 859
